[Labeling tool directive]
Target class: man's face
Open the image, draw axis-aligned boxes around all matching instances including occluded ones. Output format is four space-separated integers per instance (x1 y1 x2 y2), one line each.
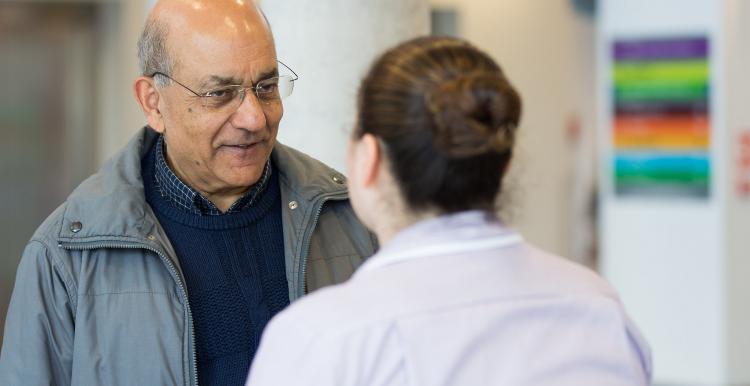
156 13 282 196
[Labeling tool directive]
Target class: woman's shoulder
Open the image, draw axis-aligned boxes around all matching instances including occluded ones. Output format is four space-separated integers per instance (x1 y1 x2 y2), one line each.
267 239 627 340
516 242 620 299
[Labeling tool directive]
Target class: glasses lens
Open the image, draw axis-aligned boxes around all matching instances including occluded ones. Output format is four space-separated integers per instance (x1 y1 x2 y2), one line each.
200 87 243 111
255 76 295 100
256 78 281 100
277 76 295 99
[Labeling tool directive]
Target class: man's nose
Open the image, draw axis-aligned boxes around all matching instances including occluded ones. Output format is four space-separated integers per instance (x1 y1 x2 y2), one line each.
230 91 268 131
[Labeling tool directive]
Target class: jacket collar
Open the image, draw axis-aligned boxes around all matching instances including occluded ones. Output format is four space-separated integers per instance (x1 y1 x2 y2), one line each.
57 127 349 243
270 137 349 204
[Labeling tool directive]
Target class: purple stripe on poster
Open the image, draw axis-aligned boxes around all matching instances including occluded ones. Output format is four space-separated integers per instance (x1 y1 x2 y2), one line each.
614 37 708 61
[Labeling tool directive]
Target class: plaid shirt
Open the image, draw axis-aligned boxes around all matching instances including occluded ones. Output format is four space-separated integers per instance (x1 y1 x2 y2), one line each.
153 135 272 216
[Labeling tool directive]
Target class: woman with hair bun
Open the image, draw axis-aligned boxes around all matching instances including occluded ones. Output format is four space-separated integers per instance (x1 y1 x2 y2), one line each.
247 37 651 386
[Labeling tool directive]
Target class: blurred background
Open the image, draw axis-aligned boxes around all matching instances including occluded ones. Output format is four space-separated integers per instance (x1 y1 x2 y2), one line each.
1 0 749 385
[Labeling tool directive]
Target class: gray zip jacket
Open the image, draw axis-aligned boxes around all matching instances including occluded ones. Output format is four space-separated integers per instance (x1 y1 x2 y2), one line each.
0 128 377 386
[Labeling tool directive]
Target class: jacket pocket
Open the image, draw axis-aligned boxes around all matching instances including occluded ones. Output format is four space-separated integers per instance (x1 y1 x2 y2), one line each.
71 292 185 386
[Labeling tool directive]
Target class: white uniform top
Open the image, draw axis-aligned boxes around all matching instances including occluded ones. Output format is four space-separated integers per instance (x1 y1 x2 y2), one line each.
247 211 652 386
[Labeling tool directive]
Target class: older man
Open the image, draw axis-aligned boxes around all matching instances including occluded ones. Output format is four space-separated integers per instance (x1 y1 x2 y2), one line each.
0 1 375 385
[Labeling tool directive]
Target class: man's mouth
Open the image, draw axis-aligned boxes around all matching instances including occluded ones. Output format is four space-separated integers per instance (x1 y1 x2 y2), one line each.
223 140 263 149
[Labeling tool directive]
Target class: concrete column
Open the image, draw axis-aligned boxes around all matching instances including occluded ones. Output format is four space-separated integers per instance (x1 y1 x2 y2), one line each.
260 0 430 172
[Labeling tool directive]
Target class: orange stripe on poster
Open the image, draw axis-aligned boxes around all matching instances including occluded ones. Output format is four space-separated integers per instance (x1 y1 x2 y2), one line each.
614 116 709 149
614 133 709 149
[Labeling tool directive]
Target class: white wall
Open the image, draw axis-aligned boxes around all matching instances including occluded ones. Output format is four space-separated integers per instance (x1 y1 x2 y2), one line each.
724 0 750 382
598 0 731 383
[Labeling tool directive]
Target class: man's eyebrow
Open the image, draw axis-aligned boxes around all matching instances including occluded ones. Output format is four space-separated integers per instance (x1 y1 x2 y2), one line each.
257 68 279 81
199 68 280 89
200 75 242 89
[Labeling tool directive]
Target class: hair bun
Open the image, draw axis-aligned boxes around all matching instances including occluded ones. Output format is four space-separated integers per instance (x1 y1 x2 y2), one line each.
425 73 521 158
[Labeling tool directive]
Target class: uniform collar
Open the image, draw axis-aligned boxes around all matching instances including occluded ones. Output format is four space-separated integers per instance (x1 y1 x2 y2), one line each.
356 211 522 275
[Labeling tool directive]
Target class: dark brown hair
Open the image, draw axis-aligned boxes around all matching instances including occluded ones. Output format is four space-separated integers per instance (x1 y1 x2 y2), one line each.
356 36 522 213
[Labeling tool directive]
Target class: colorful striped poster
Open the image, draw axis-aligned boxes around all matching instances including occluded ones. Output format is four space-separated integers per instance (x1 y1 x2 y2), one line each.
612 37 711 198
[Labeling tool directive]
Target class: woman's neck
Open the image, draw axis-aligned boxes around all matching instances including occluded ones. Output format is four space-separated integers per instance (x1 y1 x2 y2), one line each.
373 208 440 245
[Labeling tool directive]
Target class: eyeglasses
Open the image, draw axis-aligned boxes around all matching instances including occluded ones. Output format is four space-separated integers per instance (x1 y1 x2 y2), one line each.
150 60 298 113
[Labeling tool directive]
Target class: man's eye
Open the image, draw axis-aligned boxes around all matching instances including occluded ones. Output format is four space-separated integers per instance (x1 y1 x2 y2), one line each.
257 80 279 94
205 88 236 98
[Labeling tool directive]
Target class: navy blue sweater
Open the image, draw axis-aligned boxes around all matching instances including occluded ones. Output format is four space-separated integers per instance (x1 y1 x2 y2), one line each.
142 144 289 386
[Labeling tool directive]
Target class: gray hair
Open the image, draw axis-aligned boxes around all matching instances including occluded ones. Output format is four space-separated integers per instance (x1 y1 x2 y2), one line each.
137 18 173 87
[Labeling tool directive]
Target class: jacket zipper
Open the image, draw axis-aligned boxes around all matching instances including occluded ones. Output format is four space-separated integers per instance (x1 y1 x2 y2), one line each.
59 241 198 386
297 193 347 299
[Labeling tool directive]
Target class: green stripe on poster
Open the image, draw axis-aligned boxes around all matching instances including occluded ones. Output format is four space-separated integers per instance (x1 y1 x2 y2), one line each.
614 79 707 92
615 84 708 103
614 60 708 84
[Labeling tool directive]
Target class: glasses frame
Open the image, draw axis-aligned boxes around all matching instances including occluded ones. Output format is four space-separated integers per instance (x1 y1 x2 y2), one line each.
149 60 299 109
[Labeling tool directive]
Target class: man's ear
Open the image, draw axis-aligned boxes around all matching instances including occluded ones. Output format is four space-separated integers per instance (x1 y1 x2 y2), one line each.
359 133 381 188
133 76 166 133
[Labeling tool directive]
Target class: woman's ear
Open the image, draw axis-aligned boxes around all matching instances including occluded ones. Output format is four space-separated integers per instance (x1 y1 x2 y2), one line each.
359 133 382 188
133 76 166 133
